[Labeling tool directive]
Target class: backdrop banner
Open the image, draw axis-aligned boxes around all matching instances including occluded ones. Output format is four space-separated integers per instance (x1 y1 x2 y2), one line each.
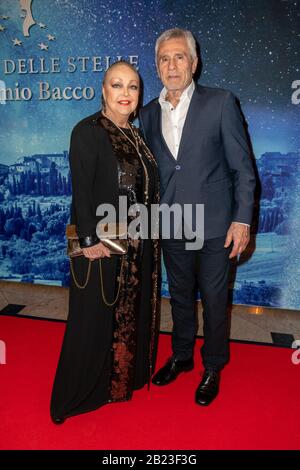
0 0 299 309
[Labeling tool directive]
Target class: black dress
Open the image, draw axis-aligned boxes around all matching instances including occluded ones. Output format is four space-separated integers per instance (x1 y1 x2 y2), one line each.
50 114 160 419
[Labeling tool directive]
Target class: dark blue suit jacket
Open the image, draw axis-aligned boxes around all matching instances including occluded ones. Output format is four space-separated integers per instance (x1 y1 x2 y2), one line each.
139 84 256 240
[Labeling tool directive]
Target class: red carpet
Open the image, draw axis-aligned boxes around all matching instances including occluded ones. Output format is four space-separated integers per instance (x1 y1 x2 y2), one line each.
0 315 299 450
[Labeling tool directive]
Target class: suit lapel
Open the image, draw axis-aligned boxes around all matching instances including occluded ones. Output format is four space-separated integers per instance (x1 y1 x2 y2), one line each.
177 85 204 162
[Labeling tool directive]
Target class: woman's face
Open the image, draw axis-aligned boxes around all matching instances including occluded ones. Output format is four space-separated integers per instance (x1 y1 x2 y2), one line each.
102 64 140 123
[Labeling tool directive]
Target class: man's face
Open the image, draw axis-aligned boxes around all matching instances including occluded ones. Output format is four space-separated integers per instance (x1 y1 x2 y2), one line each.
157 37 198 92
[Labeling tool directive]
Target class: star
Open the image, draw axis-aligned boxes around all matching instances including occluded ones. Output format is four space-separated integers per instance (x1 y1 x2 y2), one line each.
0 25 6 32
12 38 22 46
38 22 46 29
47 34 56 41
38 42 49 51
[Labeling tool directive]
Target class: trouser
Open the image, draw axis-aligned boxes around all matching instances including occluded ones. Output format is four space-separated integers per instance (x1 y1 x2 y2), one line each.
161 236 230 371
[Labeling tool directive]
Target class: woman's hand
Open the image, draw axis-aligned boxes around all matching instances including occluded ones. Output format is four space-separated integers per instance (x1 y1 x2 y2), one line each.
82 242 111 260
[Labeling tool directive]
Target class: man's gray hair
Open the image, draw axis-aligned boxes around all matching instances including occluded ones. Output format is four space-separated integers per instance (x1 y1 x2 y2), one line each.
155 28 197 67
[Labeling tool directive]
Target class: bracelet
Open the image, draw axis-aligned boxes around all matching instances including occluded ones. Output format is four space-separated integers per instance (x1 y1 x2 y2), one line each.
79 233 100 248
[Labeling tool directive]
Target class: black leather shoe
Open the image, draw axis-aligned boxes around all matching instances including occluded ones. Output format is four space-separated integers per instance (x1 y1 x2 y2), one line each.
51 415 66 425
152 356 194 386
195 369 220 406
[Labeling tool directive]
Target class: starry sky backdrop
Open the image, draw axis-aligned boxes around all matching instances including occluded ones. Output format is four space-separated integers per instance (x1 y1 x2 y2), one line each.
1 0 300 309
0 0 299 164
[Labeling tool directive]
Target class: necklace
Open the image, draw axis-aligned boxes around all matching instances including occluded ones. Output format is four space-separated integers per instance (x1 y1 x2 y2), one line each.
102 112 150 205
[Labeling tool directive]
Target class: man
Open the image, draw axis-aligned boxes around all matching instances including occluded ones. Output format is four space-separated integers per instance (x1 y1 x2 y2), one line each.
139 28 255 406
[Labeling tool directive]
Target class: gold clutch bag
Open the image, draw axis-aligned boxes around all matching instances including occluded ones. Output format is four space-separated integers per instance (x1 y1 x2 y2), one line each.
66 223 127 306
66 223 128 258
66 224 82 258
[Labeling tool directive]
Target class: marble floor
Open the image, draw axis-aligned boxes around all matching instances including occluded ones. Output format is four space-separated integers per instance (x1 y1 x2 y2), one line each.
0 280 300 346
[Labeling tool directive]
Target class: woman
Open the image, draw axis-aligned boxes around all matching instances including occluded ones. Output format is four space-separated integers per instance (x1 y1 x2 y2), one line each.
50 61 160 424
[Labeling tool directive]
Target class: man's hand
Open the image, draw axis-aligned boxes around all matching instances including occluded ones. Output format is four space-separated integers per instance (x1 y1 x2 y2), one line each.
224 222 250 259
82 242 111 260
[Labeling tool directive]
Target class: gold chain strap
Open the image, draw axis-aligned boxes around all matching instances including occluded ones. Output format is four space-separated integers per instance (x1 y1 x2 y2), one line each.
69 256 124 306
70 257 91 289
99 256 124 306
